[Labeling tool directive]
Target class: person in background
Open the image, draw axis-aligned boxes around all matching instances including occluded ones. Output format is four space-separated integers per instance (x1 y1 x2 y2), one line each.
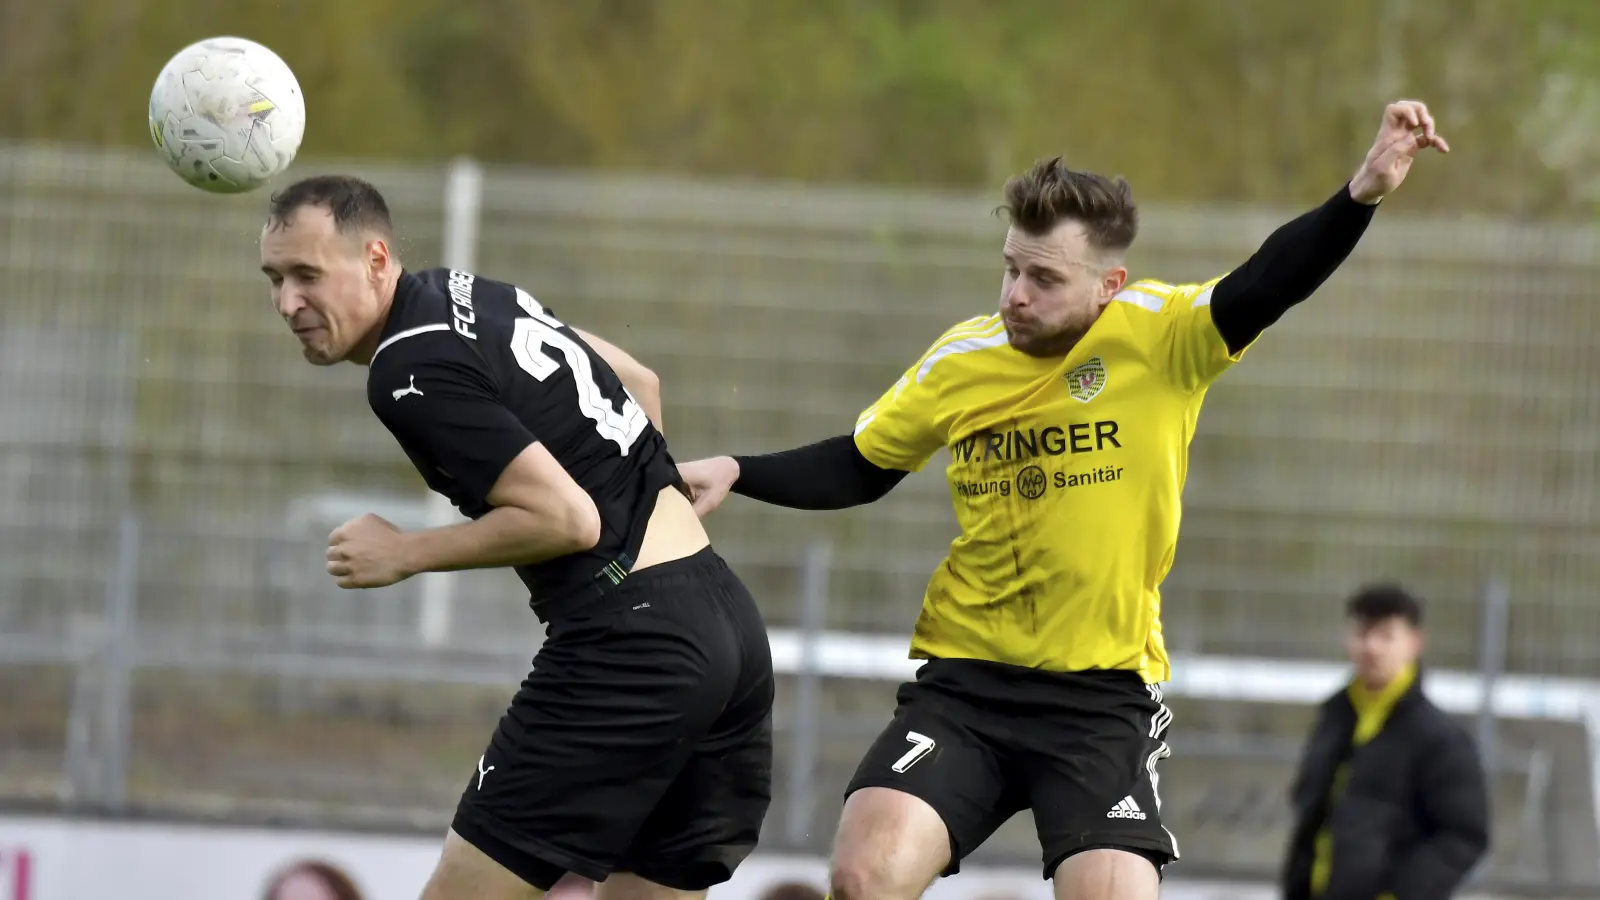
754 880 826 900
260 859 367 900
1281 584 1490 900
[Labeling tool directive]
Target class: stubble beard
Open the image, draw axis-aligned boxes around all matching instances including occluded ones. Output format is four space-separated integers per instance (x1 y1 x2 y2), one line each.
1005 315 1095 358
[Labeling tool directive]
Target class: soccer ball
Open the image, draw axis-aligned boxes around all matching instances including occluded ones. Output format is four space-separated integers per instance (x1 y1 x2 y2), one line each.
148 37 305 194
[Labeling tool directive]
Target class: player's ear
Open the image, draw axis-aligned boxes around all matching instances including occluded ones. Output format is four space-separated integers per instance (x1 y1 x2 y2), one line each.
1101 264 1128 298
364 237 393 281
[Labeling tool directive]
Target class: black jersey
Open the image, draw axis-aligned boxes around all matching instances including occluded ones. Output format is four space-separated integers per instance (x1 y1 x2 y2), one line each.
366 268 682 614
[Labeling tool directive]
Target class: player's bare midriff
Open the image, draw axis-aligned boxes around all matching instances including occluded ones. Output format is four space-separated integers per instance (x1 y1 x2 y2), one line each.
629 485 711 572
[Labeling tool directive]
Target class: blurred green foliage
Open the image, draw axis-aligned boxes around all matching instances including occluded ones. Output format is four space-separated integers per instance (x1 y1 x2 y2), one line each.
6 0 1600 214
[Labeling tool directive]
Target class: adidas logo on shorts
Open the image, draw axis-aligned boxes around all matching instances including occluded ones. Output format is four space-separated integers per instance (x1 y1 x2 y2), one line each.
1106 796 1147 820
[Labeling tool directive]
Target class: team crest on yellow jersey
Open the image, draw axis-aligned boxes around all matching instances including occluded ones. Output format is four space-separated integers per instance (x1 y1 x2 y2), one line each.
1066 357 1107 402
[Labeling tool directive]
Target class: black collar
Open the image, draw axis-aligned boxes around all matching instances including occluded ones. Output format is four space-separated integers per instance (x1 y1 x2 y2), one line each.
378 269 424 343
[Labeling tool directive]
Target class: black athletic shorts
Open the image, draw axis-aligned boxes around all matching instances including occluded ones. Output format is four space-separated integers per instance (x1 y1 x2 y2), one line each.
845 657 1176 880
451 547 774 891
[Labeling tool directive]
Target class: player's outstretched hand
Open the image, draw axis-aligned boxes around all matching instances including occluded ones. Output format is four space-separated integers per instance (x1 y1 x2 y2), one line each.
1349 99 1450 205
678 456 740 518
326 513 412 589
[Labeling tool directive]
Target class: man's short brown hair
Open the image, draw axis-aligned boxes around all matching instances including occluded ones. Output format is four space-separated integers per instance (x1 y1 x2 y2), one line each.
999 157 1139 252
266 174 394 239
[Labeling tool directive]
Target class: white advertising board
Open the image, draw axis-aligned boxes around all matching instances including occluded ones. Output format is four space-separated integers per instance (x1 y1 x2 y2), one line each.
0 813 1280 900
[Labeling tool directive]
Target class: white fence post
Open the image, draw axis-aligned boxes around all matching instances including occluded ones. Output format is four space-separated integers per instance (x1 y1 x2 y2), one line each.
418 157 484 648
785 540 832 846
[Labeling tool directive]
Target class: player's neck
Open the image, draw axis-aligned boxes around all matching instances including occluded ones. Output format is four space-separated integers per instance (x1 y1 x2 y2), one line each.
347 272 402 367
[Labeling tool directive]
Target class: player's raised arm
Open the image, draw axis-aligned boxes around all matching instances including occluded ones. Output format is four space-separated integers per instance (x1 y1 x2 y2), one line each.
572 327 665 435
1206 100 1448 355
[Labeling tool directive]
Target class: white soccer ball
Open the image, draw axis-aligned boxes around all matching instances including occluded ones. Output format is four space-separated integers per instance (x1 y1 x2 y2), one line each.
148 37 305 194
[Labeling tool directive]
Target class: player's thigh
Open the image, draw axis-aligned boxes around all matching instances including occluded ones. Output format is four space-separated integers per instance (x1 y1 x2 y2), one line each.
420 828 548 900
1051 848 1161 900
834 687 1021 895
1024 679 1177 882
454 606 739 887
829 787 953 900
615 584 776 892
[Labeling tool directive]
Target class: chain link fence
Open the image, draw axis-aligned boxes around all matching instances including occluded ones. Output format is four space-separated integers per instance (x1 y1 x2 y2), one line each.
1 142 1597 892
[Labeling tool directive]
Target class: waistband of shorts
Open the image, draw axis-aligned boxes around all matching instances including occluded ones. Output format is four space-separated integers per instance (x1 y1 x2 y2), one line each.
529 545 725 623
918 657 1151 694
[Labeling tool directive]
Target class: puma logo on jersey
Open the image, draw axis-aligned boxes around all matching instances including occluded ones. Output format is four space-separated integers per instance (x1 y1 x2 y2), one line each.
392 375 424 401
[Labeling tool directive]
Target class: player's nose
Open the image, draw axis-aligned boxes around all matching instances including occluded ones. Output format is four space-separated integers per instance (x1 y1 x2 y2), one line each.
274 286 308 319
1002 281 1029 311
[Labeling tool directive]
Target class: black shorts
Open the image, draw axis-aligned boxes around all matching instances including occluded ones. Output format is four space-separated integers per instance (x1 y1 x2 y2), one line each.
451 548 774 892
845 658 1176 880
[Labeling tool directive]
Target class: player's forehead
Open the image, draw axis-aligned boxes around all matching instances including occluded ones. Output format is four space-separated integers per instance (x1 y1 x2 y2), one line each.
1003 220 1095 270
260 205 347 264
1352 614 1416 637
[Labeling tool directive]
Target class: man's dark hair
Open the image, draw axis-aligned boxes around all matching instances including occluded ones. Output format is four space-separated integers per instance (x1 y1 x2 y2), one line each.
1346 582 1424 628
266 174 394 237
999 157 1139 251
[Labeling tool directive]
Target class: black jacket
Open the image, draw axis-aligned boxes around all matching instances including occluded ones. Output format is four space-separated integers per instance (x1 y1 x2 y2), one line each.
1281 674 1490 900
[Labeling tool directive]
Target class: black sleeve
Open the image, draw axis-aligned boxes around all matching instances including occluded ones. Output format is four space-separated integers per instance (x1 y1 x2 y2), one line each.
1389 727 1492 900
369 333 536 506
731 434 909 510
1209 182 1378 354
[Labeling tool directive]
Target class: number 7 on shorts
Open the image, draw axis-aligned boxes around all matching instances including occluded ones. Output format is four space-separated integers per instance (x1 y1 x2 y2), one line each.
891 731 936 773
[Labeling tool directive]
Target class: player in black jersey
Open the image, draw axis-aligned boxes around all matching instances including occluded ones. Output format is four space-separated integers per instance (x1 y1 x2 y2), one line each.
258 175 774 900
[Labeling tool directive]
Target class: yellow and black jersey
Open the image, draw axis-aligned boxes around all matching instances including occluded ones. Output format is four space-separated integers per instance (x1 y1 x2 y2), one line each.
852 277 1249 683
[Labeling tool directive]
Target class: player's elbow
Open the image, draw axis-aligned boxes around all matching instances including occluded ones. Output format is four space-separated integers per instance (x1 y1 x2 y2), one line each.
554 493 603 554
494 495 600 562
487 445 603 556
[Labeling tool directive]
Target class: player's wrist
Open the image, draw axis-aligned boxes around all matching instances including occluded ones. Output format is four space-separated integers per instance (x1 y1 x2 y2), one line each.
1346 176 1385 207
393 529 428 579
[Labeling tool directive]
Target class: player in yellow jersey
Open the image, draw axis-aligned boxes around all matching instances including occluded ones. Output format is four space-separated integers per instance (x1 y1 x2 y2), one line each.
679 100 1449 900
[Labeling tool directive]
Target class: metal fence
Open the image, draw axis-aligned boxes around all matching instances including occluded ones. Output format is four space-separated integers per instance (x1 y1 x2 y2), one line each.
1 142 1598 892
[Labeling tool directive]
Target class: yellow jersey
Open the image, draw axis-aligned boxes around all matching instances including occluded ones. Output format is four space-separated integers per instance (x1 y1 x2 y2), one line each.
853 277 1248 683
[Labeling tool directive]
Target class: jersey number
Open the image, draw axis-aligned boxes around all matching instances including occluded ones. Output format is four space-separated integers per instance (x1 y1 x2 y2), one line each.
509 290 647 455
891 731 936 773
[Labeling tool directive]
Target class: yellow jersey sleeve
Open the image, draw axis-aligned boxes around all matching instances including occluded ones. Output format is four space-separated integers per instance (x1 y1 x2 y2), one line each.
853 317 995 471
1124 277 1250 392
